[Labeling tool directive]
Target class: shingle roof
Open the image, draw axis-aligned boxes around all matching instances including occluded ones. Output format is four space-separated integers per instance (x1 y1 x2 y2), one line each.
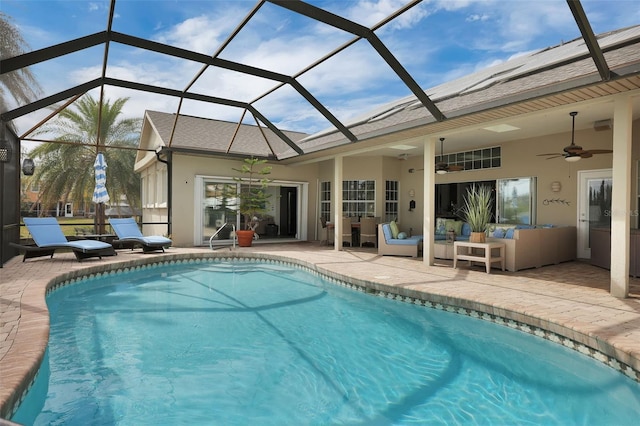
145 111 308 158
285 25 640 158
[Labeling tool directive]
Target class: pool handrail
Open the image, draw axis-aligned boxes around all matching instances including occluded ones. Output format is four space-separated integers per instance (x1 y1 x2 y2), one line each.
209 223 236 250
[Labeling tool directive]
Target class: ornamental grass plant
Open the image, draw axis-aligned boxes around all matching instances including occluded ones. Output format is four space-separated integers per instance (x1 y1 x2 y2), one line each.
461 185 493 233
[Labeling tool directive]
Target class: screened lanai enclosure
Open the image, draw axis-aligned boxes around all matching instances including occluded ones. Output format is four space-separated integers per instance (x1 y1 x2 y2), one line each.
2 0 640 266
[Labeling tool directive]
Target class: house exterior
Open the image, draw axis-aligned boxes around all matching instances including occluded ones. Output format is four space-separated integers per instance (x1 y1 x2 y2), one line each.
135 25 640 296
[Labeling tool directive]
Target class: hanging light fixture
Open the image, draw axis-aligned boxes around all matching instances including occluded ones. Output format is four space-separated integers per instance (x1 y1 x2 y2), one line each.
564 112 581 163
0 140 11 163
22 158 35 175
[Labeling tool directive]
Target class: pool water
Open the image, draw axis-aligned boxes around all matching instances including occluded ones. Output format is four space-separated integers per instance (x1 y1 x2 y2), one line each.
13 260 640 425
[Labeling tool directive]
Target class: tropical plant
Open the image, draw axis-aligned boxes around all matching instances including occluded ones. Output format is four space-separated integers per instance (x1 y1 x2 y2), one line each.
0 12 42 126
461 185 493 233
28 95 142 217
232 157 272 231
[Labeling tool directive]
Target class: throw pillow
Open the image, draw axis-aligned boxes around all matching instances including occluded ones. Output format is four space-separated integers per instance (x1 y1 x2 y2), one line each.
390 220 400 239
445 219 456 234
504 228 515 239
435 218 447 235
452 220 463 236
461 222 471 236
493 228 505 238
397 232 407 239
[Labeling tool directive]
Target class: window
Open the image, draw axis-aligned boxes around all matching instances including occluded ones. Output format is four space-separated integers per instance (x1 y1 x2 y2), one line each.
385 180 399 222
436 146 501 171
157 165 167 205
496 177 537 225
342 180 375 218
320 181 331 221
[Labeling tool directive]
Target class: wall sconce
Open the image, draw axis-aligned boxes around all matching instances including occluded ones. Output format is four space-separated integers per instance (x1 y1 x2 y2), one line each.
550 181 561 192
22 158 35 175
0 140 11 163
408 189 415 197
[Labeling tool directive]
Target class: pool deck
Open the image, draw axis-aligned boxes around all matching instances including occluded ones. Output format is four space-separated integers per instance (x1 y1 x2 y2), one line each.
2 242 640 420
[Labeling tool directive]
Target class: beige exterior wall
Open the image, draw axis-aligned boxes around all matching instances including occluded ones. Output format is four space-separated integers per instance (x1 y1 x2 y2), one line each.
137 117 638 247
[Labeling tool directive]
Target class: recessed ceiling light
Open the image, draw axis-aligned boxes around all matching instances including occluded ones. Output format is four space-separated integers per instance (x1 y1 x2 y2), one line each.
483 124 520 133
390 144 416 150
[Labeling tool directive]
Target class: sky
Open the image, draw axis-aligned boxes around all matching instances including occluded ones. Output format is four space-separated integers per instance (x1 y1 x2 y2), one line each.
2 0 640 149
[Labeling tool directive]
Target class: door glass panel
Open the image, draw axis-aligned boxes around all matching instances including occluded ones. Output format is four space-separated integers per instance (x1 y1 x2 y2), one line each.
203 181 237 245
587 177 612 241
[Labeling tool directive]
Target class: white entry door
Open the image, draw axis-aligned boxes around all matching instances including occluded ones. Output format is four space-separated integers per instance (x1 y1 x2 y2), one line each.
577 169 612 259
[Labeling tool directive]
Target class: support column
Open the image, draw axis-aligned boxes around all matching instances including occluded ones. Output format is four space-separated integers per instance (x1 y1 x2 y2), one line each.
333 156 343 252
423 137 437 265
610 94 632 298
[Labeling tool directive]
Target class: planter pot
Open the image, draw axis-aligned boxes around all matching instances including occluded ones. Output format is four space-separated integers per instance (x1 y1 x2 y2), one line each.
469 232 486 243
236 230 255 247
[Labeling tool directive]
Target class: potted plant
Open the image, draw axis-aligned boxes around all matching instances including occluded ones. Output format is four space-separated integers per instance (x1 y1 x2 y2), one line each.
232 157 272 247
460 184 493 243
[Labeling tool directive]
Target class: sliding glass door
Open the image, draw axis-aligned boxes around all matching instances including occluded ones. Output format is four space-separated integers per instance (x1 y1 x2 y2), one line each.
195 176 308 246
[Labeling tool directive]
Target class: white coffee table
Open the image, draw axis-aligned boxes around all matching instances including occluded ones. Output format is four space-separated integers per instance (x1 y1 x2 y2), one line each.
453 241 506 273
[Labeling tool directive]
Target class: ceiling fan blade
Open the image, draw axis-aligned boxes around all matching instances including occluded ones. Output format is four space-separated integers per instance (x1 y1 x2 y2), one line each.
448 165 464 171
579 152 593 158
545 155 564 160
586 149 613 155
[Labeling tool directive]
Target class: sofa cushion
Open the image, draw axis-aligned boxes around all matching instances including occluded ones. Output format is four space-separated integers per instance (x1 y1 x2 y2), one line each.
390 220 400 238
382 223 393 241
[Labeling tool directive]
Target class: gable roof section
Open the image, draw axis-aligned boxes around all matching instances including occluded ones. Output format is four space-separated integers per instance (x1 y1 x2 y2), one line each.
144 110 308 159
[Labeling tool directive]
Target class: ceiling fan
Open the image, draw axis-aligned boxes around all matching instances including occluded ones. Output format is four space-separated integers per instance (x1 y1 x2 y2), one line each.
435 137 463 174
407 138 464 174
537 111 613 162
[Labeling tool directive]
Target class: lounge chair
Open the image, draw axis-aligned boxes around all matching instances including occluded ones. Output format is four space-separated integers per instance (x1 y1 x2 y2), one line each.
109 217 172 253
14 217 116 262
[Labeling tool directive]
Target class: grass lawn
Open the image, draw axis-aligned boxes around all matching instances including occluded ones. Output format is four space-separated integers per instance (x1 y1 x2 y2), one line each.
20 217 99 239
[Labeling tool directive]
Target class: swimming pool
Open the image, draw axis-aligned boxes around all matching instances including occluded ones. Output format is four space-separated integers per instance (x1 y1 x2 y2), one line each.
12 259 640 425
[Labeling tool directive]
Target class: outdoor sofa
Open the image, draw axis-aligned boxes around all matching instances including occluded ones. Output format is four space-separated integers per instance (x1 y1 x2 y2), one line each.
485 224 577 271
377 222 423 258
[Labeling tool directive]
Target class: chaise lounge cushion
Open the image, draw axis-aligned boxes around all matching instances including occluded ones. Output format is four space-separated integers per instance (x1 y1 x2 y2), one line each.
109 217 172 253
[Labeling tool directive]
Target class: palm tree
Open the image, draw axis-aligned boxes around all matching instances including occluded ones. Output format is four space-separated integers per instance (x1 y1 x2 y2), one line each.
28 95 141 230
0 12 42 124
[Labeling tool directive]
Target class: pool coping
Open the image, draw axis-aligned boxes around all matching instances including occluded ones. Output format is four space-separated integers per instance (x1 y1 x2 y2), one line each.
2 249 640 420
